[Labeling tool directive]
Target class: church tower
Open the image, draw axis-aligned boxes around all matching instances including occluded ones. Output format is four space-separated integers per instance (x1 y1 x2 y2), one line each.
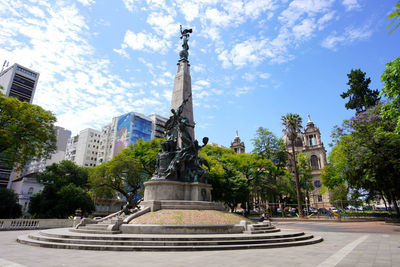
302 114 328 207
230 130 245 154
283 114 329 208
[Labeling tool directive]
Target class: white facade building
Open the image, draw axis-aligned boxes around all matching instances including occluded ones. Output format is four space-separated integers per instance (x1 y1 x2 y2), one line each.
149 114 168 139
65 128 101 167
97 118 118 164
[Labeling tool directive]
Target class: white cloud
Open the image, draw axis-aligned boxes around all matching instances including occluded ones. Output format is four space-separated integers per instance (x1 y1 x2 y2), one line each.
205 8 232 27
76 0 96 6
243 0 277 18
234 86 253 97
342 0 360 11
180 1 199 22
292 18 316 40
147 12 177 39
192 64 205 73
119 30 171 54
243 72 256 82
322 25 372 50
27 6 46 18
123 0 138 12
279 0 335 26
259 72 271 79
317 11 335 30
0 1 169 135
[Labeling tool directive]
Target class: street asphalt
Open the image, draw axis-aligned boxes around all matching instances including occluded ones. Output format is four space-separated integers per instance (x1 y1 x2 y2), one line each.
0 221 399 267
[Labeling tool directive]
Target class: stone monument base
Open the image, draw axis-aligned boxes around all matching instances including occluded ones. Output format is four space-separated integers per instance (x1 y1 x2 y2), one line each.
144 180 212 202
142 180 222 212
140 200 225 212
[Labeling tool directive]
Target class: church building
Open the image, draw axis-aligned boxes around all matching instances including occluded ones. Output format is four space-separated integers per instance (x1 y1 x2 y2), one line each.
283 114 329 208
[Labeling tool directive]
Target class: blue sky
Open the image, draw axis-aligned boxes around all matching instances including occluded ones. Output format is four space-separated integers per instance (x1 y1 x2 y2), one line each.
1 0 399 152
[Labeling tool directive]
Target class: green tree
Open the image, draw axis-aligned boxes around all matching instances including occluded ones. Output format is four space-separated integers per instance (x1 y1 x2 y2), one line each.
328 184 349 209
0 188 22 218
38 160 89 189
28 161 94 218
200 145 248 212
251 127 292 212
381 56 400 133
387 1 400 34
226 152 274 214
341 69 380 114
281 113 304 217
323 104 400 216
126 138 163 180
297 152 313 205
0 92 57 170
89 148 146 209
251 127 280 160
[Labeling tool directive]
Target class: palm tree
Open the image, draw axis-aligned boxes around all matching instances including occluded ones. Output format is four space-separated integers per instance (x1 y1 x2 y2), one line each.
281 113 304 217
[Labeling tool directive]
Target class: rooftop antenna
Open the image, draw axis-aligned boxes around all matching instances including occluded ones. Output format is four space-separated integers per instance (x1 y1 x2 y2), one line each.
1 60 9 72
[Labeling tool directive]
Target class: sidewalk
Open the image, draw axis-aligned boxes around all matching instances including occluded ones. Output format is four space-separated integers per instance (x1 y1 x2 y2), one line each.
1 228 399 266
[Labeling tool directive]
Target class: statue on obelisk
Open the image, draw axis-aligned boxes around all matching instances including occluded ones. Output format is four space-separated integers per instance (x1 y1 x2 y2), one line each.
170 25 194 141
179 25 192 62
142 26 213 207
150 26 209 183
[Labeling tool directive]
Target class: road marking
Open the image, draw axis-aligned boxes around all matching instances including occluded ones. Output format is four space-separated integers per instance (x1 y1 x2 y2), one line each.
0 258 26 267
316 235 369 267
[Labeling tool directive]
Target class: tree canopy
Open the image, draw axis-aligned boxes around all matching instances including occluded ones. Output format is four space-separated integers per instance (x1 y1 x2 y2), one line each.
29 161 94 218
322 104 400 215
381 56 400 133
0 188 22 219
341 69 380 114
89 147 146 209
387 1 400 34
0 92 57 170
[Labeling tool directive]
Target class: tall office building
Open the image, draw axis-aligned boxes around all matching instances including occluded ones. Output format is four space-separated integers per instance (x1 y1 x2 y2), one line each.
97 120 117 164
149 114 168 139
0 63 39 103
113 112 153 156
0 63 40 187
65 128 101 167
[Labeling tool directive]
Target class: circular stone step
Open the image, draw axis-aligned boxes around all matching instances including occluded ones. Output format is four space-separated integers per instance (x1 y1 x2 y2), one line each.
17 227 323 251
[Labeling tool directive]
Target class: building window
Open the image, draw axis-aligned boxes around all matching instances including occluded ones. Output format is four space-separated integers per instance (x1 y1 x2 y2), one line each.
310 155 320 170
317 195 323 202
313 180 321 188
28 187 34 195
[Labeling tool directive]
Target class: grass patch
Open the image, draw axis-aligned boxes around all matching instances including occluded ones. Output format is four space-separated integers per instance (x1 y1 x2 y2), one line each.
130 210 251 225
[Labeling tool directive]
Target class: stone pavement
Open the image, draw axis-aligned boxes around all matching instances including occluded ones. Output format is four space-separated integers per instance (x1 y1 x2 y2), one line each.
1 226 399 267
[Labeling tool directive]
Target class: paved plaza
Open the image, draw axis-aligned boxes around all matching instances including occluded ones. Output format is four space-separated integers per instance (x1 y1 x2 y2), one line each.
0 221 399 267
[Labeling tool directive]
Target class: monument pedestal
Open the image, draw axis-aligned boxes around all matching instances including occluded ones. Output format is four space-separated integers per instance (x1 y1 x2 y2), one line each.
142 180 224 211
144 180 212 201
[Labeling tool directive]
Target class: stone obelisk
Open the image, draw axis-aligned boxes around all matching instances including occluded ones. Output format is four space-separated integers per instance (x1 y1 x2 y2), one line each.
170 61 194 140
170 26 194 140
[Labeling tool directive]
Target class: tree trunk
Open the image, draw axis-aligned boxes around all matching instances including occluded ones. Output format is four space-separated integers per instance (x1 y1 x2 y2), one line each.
392 194 400 217
291 143 304 217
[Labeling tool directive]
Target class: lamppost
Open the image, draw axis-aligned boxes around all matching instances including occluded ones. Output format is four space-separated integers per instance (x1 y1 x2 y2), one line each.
305 196 309 216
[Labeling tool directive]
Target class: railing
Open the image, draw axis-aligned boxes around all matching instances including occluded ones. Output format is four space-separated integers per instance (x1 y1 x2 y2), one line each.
0 219 73 230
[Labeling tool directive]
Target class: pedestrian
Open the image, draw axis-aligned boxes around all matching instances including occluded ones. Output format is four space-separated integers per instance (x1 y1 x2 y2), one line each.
259 213 265 222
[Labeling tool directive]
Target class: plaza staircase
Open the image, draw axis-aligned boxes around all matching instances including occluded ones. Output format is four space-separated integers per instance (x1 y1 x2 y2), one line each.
17 225 323 251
